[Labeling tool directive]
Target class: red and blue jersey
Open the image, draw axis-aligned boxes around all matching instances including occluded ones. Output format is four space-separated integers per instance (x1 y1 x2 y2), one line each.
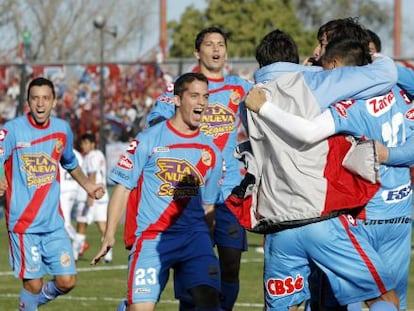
147 75 252 200
110 120 223 238
330 86 414 219
0 113 78 233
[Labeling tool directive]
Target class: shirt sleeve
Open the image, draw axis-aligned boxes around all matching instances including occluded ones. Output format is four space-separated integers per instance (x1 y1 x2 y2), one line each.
386 135 414 166
305 55 398 110
397 65 414 96
258 101 335 144
146 87 176 127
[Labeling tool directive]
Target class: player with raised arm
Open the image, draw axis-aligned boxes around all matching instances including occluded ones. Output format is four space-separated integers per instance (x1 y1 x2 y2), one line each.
92 72 224 311
0 77 104 310
146 27 252 311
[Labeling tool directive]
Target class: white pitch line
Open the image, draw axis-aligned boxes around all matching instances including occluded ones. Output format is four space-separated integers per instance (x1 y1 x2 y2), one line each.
0 293 264 308
0 258 263 276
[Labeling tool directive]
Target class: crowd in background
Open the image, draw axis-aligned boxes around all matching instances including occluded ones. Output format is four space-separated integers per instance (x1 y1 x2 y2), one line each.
1 59 413 147
0 62 168 146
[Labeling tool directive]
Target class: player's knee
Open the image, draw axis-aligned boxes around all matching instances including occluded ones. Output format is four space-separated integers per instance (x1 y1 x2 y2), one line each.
55 275 77 293
189 285 220 308
23 278 43 294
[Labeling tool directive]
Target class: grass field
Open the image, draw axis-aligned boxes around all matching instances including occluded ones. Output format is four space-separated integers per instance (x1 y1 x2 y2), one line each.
0 217 413 310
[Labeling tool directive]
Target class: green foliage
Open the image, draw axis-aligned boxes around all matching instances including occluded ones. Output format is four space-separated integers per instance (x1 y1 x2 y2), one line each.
168 0 392 60
168 0 317 58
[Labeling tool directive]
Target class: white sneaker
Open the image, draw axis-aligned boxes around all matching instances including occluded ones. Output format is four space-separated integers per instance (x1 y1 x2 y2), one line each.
104 248 113 263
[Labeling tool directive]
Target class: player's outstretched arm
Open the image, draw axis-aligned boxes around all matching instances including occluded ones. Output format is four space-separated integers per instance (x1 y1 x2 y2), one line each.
91 184 131 265
245 87 335 144
69 165 105 199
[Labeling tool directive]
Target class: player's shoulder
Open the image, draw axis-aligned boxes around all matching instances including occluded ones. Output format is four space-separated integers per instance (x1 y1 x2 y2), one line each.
50 116 71 129
224 75 253 89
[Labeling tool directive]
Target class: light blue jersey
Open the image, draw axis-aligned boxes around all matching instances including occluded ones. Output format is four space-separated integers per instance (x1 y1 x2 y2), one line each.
0 113 78 234
330 86 414 219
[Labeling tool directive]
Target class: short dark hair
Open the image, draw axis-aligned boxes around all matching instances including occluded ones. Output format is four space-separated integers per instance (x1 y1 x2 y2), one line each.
322 37 372 67
194 27 228 51
317 17 370 49
174 72 208 98
367 29 382 52
27 77 56 100
80 132 96 144
255 29 299 68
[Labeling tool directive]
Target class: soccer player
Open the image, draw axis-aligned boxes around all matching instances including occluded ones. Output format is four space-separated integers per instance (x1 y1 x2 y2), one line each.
146 26 252 310
72 132 112 263
234 28 400 310
92 72 224 311
59 148 87 244
0 77 104 310
245 34 414 311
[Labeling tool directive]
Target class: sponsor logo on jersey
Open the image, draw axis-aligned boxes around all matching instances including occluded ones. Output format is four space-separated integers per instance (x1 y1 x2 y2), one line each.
157 94 175 105
17 142 31 148
332 100 355 118
201 149 212 166
406 108 414 120
381 182 412 203
230 90 242 105
153 146 170 153
60 252 71 267
117 154 134 170
0 129 7 141
0 146 4 156
55 138 64 154
208 264 220 279
200 103 236 136
156 158 203 197
135 287 151 294
366 91 395 117
166 82 174 93
400 89 412 104
21 153 57 187
126 139 139 154
266 274 304 296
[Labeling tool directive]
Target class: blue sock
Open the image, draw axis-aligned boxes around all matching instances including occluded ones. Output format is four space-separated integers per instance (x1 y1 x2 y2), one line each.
348 302 362 311
220 280 239 310
19 288 39 311
369 301 398 311
37 280 65 306
116 299 128 311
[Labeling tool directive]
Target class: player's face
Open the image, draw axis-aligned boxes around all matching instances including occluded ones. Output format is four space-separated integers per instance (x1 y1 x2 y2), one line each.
80 139 94 155
27 85 56 126
174 80 209 132
314 33 328 61
194 32 227 76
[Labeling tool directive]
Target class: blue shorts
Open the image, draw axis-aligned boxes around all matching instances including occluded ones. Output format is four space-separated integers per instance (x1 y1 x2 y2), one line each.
356 217 411 309
214 202 248 251
311 216 412 309
8 227 77 279
264 215 395 310
127 230 220 304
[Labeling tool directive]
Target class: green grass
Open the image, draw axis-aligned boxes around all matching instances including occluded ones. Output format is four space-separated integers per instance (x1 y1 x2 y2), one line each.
0 217 412 310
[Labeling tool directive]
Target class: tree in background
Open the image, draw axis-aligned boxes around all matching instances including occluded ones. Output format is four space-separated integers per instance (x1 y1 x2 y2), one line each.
0 0 156 63
168 0 393 59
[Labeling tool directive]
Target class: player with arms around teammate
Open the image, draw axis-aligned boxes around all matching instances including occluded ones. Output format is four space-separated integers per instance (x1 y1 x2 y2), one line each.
246 36 414 311
92 72 224 311
147 27 252 310
0 77 104 311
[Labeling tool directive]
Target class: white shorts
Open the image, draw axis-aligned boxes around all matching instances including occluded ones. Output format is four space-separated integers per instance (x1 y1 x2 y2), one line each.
76 199 108 224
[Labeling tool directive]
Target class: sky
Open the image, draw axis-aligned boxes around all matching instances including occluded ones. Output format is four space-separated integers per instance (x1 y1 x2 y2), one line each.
162 0 414 59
